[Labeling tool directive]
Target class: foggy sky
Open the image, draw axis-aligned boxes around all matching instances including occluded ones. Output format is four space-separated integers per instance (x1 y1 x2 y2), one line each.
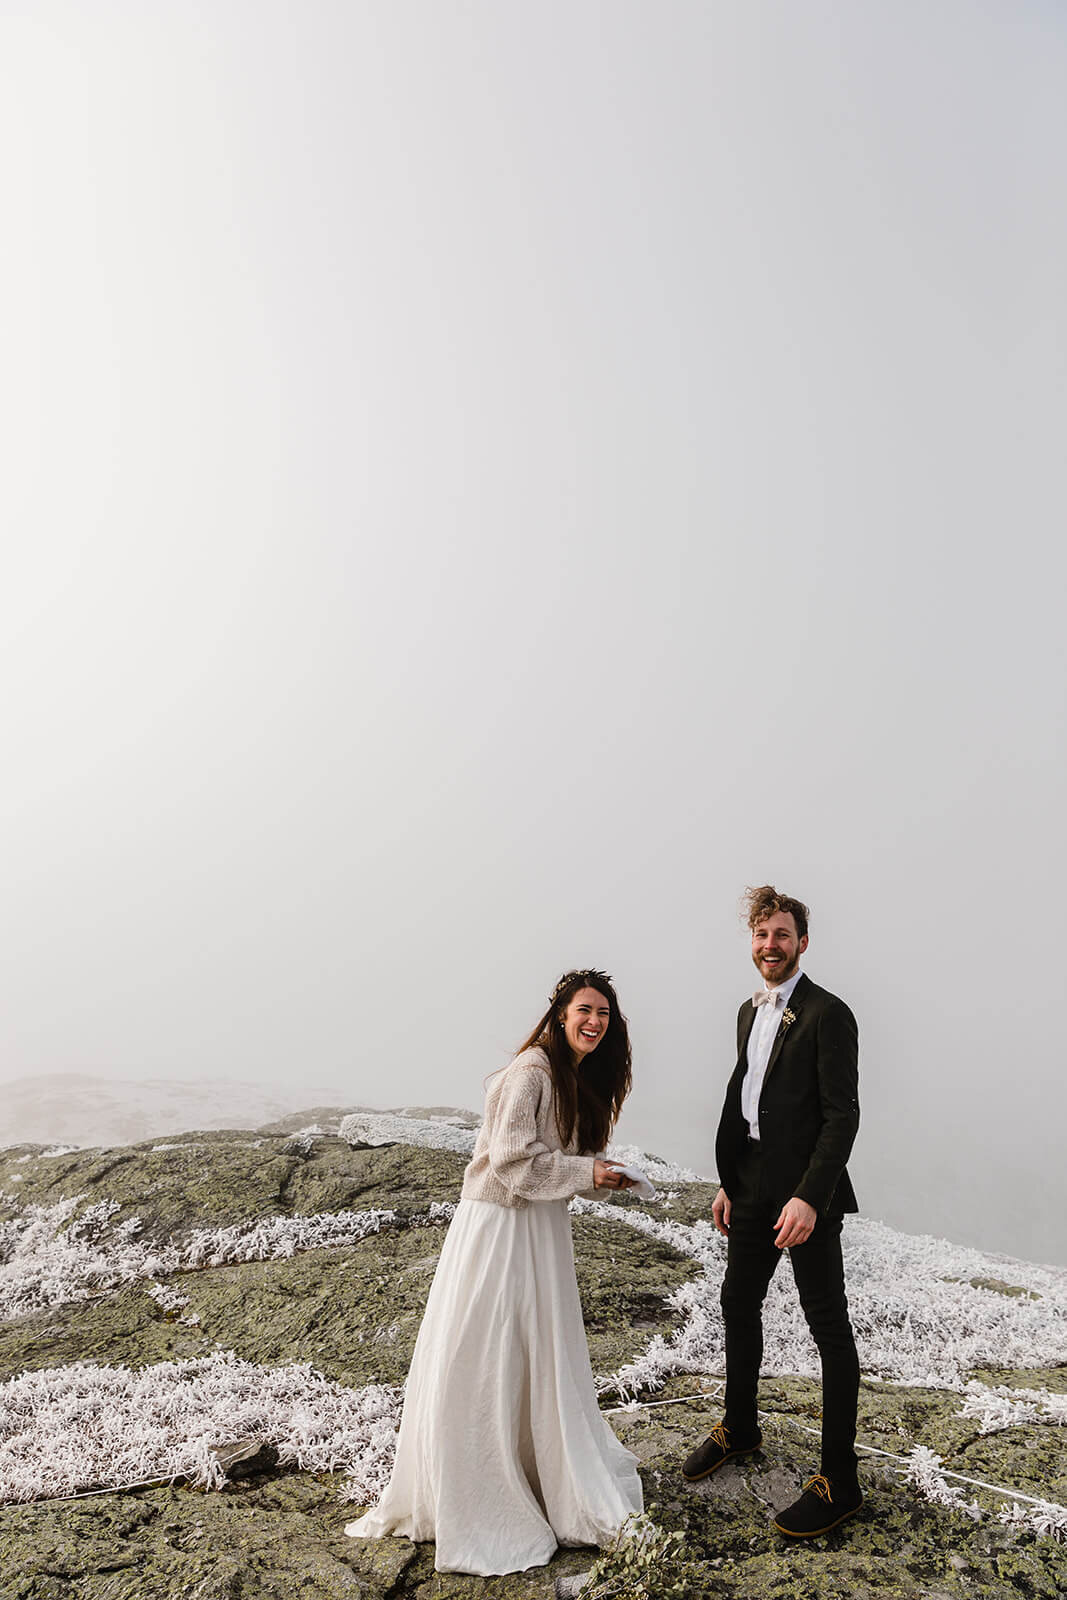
2 2 1065 1265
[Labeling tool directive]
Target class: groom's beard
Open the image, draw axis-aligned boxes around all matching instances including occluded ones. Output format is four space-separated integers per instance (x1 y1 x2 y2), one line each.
752 950 799 987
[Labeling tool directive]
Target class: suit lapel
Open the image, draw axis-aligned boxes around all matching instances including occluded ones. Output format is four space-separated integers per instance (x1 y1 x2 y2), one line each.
761 972 809 1086
738 1003 758 1062
729 1004 759 1116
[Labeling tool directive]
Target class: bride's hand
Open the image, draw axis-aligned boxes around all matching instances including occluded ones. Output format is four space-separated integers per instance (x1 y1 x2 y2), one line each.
593 1159 636 1191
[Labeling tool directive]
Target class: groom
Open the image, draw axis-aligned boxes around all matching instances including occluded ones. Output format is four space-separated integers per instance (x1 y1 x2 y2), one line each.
682 885 863 1536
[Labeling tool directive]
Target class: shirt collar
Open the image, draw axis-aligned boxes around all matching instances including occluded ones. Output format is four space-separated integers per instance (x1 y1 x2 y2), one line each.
763 968 804 1006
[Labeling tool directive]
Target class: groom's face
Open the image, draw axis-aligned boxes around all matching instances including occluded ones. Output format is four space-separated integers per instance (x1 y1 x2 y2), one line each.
751 912 808 987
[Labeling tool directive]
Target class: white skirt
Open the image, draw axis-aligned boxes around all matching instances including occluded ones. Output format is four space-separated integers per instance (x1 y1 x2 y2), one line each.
345 1196 643 1575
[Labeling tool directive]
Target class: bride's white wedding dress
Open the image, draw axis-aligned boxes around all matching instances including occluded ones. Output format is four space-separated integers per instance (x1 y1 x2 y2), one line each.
345 1051 643 1576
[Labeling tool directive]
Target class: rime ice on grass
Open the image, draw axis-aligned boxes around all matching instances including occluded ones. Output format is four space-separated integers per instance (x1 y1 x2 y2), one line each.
145 1281 190 1314
3 1112 1066 1543
144 1281 200 1326
0 1352 401 1505
958 1381 1067 1434
283 1127 323 1155
603 1144 700 1184
569 1196 1067 1543
572 1200 1067 1400
0 1197 404 1321
905 1446 983 1522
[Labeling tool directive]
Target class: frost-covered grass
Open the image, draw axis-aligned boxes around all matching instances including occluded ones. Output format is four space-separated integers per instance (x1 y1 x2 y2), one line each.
958 1380 1067 1434
0 1352 401 1505
2 1110 1065 1541
336 1115 702 1188
0 1196 404 1322
603 1143 699 1184
572 1200 1067 1399
283 1126 324 1155
0 1188 463 1329
573 1197 1067 1542
904 1445 1067 1541
144 1282 200 1327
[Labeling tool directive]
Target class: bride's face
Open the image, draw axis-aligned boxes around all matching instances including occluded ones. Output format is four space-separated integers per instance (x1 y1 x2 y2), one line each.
561 988 611 1062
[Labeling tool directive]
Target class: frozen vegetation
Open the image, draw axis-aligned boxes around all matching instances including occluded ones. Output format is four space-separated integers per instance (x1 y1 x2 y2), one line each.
0 1353 400 1506
1 1107 1065 1592
574 1199 1067 1396
571 1196 1067 1541
338 1111 700 1184
0 1194 404 1322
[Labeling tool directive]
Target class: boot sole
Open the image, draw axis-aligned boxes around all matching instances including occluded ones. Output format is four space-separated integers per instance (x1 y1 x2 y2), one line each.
682 1443 761 1483
773 1496 864 1537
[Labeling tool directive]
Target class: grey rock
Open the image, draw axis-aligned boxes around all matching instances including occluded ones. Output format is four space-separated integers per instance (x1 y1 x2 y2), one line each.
0 1120 1064 1599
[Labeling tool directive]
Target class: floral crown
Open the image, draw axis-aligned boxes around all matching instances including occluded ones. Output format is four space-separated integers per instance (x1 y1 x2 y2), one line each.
550 969 615 1008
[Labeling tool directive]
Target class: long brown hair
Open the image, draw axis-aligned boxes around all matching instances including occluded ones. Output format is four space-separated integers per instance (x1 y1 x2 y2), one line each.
517 969 632 1153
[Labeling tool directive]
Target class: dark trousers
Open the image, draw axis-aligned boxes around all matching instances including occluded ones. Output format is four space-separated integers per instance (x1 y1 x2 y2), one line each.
721 1145 860 1483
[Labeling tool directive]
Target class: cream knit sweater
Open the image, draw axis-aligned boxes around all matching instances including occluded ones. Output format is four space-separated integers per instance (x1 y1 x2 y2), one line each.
460 1047 598 1209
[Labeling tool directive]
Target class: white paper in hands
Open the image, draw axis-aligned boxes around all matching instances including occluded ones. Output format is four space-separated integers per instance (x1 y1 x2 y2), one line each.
613 1163 657 1200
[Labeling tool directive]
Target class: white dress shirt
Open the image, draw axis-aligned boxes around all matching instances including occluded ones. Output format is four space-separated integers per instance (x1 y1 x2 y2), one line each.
741 968 804 1140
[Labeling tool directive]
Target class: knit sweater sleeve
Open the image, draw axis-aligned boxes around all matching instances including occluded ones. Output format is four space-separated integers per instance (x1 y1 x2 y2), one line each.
487 1062 598 1202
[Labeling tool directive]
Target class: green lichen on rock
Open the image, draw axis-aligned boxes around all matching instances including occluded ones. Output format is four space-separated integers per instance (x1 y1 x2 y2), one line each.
0 1139 695 1393
604 1380 1067 1599
941 1276 1042 1302
0 1475 409 1599
571 1215 692 1381
967 1365 1067 1394
0 1135 468 1243
1 1129 1065 1599
0 1475 593 1600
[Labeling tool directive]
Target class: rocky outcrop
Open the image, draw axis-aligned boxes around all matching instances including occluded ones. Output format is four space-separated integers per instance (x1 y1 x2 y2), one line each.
0 1126 1064 1598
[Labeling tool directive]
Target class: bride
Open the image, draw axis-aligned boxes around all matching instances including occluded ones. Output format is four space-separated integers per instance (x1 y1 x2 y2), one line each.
345 968 644 1575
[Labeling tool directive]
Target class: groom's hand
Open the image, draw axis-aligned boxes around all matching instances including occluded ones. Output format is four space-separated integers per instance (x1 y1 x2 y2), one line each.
773 1197 817 1249
712 1187 731 1236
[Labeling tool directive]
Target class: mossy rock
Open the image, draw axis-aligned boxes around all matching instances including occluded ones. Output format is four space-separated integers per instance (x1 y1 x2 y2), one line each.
572 1214 693 1381
0 1138 470 1244
0 1475 595 1599
0 1476 403 1598
0 1135 699 1391
604 1379 1067 1598
967 1365 1067 1395
0 1275 211 1377
2 1133 1065 1600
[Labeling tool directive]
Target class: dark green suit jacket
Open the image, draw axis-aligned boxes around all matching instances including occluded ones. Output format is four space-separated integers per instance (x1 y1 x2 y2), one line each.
714 973 860 1216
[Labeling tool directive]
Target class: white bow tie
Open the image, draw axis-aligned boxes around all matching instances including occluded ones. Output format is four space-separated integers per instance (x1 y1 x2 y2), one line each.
753 989 781 1008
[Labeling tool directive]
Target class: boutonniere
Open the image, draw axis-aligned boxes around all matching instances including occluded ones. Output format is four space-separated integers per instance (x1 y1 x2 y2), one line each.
781 1008 797 1030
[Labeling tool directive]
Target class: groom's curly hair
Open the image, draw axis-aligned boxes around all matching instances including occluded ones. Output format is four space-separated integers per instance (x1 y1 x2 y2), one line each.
743 884 810 940
518 970 632 1155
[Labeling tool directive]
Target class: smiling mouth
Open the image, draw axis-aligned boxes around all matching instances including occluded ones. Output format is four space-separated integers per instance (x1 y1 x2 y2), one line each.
579 1029 601 1042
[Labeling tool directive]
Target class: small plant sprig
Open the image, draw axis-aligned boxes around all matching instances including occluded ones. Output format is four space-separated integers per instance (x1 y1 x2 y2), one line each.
578 1512 712 1599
